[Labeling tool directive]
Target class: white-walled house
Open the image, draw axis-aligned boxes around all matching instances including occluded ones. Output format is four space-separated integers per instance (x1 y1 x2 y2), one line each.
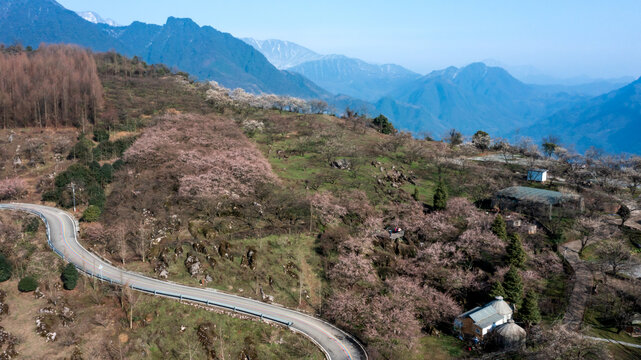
454 296 514 340
527 169 548 182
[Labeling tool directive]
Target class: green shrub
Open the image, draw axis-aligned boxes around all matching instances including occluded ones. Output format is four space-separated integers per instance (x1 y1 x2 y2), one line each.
0 255 12 282
68 136 94 164
87 185 106 209
93 128 110 143
93 136 137 161
89 160 101 175
98 164 113 184
112 159 125 171
22 217 40 233
61 263 79 290
41 189 61 202
54 164 94 188
82 205 101 222
372 114 396 135
18 276 38 292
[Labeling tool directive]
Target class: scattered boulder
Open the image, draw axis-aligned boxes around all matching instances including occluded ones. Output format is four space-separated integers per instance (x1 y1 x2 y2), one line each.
0 325 18 358
204 274 213 283
159 247 177 265
154 261 169 279
175 246 184 257
259 286 274 303
331 159 351 170
283 261 300 279
192 241 208 254
35 315 57 342
217 241 231 260
34 287 45 299
158 268 169 279
205 255 217 268
59 306 75 326
185 255 202 277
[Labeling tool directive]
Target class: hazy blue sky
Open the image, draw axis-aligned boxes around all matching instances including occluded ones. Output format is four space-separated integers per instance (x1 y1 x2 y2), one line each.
58 0 641 79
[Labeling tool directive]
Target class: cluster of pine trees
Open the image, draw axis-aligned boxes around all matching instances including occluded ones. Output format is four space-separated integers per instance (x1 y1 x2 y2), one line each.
0 44 103 130
490 214 542 327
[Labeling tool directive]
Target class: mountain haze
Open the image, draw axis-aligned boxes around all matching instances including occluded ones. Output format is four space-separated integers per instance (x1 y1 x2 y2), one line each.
377 63 585 136
242 38 323 69
524 77 641 154
246 38 421 102
289 55 421 101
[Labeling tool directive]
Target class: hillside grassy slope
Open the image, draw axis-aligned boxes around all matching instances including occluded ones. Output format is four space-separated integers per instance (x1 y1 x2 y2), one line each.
3 49 639 360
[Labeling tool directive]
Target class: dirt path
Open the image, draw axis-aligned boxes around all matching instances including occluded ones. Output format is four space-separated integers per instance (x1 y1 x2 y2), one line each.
560 240 593 330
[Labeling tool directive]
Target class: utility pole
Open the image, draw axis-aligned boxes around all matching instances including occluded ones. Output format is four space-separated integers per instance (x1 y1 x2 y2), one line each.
71 182 76 213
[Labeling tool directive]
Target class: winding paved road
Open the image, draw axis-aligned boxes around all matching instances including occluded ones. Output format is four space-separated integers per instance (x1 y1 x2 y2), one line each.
0 203 367 360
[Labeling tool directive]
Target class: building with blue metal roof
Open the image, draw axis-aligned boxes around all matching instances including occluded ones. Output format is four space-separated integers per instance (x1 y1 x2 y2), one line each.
454 296 514 340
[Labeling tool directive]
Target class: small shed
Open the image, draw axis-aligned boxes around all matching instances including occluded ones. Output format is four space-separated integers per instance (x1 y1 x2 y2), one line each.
527 169 548 182
493 186 584 220
494 319 526 349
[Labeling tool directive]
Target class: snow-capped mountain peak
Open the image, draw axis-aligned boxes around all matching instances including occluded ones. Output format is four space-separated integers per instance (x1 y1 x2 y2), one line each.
76 11 119 27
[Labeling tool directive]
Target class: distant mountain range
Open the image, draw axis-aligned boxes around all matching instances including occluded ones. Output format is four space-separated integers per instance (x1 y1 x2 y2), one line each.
523 76 641 154
482 59 633 96
1 0 639 154
242 38 323 69
0 0 329 99
374 63 587 136
244 38 421 102
76 11 118 27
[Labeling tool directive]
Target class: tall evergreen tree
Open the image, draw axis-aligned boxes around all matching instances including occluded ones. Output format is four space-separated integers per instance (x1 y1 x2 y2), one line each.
507 233 527 268
503 266 524 308
61 263 79 290
433 181 448 210
491 214 508 240
519 291 541 326
489 281 506 299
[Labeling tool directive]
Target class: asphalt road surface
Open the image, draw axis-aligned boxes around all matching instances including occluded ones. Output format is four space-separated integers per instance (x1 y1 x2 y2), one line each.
0 203 367 360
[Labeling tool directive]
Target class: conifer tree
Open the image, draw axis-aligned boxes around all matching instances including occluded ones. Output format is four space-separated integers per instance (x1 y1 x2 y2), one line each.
61 263 79 290
491 214 507 240
433 181 448 210
489 281 506 299
519 291 541 326
503 266 524 308
507 233 527 268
